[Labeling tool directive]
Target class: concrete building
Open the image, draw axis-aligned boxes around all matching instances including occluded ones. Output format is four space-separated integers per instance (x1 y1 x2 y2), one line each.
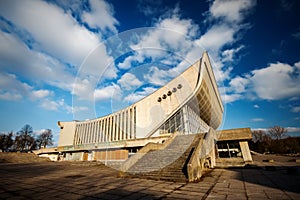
36 52 252 181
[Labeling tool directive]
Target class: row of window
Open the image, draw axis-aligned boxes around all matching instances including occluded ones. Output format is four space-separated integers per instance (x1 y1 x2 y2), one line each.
73 106 136 145
158 103 209 135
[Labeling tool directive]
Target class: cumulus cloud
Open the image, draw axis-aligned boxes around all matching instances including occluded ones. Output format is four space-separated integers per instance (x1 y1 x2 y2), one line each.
94 84 122 101
0 0 101 66
226 60 300 102
124 87 157 103
117 73 143 90
82 0 119 33
209 0 256 23
221 93 243 104
0 72 52 101
221 46 244 62
250 62 300 100
198 25 235 53
229 76 250 93
31 90 53 99
0 0 120 107
39 98 88 114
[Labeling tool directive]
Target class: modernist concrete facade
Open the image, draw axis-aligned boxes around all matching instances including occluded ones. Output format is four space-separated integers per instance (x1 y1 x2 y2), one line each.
36 52 252 177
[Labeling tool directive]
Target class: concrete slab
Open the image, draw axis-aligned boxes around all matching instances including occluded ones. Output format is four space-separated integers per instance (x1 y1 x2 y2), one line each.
0 154 299 200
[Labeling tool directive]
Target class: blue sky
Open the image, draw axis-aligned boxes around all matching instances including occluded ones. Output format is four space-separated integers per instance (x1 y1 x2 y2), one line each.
0 0 300 144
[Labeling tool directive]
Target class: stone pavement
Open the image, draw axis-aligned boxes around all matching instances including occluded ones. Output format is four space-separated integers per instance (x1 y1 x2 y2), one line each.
0 156 299 200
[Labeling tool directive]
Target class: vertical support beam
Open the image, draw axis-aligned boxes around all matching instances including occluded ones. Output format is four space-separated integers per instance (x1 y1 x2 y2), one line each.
120 112 124 140
112 115 115 141
129 108 132 139
239 141 253 162
100 119 104 142
115 113 119 141
96 120 100 143
83 123 86 144
125 110 128 140
182 105 190 135
104 118 108 142
133 106 136 139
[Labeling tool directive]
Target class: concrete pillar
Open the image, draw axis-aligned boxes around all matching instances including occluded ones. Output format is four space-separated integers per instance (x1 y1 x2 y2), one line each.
96 120 100 143
100 119 104 142
182 105 190 134
239 141 252 162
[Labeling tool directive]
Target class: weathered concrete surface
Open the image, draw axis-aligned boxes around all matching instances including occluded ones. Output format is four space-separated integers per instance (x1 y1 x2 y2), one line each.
0 154 299 200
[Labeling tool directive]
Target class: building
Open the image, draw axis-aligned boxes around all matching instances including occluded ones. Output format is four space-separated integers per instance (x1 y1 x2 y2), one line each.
36 52 252 181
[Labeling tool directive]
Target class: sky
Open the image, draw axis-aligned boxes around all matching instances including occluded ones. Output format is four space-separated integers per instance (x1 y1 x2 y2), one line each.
0 0 300 144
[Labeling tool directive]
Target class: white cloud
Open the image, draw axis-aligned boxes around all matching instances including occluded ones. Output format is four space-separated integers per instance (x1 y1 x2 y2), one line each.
210 0 256 23
221 46 244 62
0 0 100 66
0 0 118 95
31 90 52 99
121 14 197 70
198 25 235 53
39 98 88 114
124 87 157 103
117 73 143 90
39 99 63 111
227 61 300 103
291 106 300 113
221 93 243 104
82 0 119 33
250 62 300 100
0 27 75 93
0 92 22 101
254 104 259 108
251 118 264 122
229 76 249 93
286 127 300 133
94 84 122 101
144 66 174 86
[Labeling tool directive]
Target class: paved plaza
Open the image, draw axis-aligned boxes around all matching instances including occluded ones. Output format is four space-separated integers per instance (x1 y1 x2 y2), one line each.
0 155 299 200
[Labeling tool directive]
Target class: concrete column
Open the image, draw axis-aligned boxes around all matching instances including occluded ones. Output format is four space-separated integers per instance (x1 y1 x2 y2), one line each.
79 124 83 144
129 108 132 139
100 120 104 142
82 123 86 144
125 110 128 140
89 122 94 144
93 121 97 143
115 114 119 141
239 141 252 162
105 118 109 142
96 120 100 143
182 105 190 134
112 115 115 141
120 112 124 140
109 117 112 141
133 106 136 138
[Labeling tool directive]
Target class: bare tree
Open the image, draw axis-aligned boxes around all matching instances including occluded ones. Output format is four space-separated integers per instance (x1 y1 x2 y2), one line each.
37 129 53 149
268 126 287 140
16 124 34 150
0 132 14 151
252 130 267 142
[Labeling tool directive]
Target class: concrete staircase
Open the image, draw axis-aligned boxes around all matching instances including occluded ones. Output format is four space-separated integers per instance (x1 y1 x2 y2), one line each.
126 133 204 182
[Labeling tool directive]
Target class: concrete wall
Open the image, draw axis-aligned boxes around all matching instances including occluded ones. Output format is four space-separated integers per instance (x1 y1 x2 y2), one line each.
58 121 76 146
93 150 128 161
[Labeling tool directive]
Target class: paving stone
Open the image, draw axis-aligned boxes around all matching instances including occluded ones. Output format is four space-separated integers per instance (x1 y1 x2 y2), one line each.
0 159 299 200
